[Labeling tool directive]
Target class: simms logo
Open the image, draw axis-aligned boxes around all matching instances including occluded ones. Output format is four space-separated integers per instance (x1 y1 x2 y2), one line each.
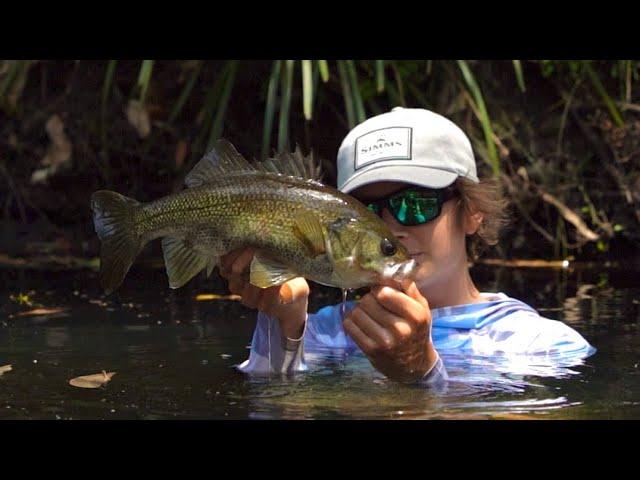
360 137 403 154
354 127 411 169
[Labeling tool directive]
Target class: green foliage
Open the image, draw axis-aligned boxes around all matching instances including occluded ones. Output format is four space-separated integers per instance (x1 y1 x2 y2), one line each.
2 59 640 259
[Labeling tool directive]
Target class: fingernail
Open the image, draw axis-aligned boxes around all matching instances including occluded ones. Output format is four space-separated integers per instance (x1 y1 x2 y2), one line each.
279 284 293 305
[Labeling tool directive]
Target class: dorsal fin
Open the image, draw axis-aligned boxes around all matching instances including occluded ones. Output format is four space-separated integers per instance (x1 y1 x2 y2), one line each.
185 139 324 188
263 145 323 183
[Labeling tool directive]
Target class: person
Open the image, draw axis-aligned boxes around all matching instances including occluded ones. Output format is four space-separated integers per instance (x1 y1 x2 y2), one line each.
220 107 596 386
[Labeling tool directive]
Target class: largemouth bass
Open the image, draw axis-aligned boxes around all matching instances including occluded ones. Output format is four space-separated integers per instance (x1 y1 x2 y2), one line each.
91 139 416 294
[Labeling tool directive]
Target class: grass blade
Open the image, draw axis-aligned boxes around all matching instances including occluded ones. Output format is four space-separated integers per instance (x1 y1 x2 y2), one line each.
512 60 526 92
456 60 500 176
136 60 155 103
193 61 232 156
101 60 117 113
277 60 295 152
0 61 24 105
318 60 329 83
337 61 356 128
583 61 625 127
345 60 366 123
168 61 203 124
262 60 282 160
390 61 406 107
302 60 313 121
376 60 385 93
207 60 238 150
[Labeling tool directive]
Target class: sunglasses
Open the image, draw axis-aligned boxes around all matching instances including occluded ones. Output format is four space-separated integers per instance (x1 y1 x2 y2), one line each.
364 186 458 226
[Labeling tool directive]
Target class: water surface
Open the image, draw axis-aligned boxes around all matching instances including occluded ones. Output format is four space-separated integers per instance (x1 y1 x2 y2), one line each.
1 264 638 419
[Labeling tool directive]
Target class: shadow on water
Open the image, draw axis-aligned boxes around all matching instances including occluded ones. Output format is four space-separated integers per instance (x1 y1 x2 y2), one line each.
0 263 639 419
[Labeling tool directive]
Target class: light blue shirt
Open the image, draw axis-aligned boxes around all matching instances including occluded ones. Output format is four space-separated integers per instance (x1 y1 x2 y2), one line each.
237 292 596 387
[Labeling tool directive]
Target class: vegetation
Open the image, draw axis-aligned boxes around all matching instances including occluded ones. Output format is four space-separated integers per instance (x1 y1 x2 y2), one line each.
1 60 639 262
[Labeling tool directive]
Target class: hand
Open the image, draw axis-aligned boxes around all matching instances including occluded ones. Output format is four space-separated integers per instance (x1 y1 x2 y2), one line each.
219 248 310 339
343 281 439 383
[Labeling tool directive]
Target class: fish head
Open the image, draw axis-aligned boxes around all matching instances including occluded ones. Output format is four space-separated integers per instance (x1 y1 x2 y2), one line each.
326 215 417 289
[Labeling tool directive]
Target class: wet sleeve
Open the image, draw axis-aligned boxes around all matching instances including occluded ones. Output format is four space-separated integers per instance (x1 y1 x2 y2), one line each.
236 311 309 375
236 304 354 375
415 351 449 390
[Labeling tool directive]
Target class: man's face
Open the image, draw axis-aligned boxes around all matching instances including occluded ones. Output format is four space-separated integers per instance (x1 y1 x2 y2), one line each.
351 181 469 290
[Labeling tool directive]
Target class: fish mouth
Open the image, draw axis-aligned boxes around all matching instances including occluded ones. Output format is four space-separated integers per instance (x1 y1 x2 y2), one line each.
382 258 417 282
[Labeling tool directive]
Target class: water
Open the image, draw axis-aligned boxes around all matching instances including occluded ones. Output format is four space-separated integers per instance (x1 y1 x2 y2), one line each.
0 263 638 419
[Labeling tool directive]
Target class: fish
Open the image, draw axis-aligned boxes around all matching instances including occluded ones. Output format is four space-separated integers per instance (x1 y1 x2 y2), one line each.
91 139 416 294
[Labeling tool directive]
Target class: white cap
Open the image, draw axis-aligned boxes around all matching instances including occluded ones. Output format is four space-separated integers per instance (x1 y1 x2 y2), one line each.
337 107 479 193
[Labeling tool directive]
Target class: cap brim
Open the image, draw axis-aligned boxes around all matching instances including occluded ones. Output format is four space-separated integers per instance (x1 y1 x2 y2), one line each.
340 164 460 194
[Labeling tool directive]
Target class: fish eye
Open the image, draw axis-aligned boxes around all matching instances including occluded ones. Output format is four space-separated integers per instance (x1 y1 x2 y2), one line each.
380 238 397 256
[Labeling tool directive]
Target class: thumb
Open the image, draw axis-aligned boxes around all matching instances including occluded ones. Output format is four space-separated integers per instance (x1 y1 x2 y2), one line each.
401 280 429 309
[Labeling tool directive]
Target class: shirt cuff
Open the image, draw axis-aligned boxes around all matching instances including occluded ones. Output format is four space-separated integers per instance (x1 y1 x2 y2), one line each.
417 352 448 387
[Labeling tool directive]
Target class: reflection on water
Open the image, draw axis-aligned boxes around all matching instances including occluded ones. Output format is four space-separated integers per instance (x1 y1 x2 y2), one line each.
0 264 639 419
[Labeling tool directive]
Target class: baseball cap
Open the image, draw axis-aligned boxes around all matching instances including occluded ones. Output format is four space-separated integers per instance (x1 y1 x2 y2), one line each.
337 107 479 194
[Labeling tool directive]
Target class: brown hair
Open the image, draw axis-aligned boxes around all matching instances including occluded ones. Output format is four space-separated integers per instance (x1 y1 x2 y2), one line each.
454 177 510 260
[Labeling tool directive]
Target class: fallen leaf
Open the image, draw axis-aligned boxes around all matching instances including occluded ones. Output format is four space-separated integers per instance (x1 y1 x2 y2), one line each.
15 307 68 318
0 365 12 376
126 99 151 138
195 293 242 301
69 371 116 389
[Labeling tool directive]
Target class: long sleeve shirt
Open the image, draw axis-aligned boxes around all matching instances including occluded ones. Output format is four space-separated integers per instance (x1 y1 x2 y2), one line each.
236 292 596 386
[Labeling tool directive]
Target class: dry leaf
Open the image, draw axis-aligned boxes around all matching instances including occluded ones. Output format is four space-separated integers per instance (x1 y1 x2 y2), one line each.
69 371 116 389
0 365 12 376
195 293 242 301
31 114 73 184
15 307 68 318
126 99 151 138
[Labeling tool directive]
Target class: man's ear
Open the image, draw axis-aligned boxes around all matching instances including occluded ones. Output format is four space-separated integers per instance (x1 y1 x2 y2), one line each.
464 211 484 235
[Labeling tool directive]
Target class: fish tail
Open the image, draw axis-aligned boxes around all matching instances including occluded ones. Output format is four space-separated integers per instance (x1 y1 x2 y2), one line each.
91 190 143 294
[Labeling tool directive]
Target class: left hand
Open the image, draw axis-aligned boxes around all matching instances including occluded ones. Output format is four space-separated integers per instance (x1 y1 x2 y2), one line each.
343 280 439 383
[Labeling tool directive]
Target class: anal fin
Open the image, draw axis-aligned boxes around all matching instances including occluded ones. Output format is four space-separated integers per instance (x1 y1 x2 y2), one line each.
162 237 218 289
250 254 298 288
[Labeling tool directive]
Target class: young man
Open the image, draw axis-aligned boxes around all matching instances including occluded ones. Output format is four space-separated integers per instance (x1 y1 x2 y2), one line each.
221 107 595 386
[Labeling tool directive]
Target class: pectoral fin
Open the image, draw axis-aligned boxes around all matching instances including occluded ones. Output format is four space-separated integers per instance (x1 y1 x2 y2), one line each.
249 255 298 288
293 212 326 256
162 237 218 289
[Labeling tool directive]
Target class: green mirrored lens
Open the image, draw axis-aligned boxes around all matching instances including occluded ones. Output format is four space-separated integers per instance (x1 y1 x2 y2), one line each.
389 191 439 225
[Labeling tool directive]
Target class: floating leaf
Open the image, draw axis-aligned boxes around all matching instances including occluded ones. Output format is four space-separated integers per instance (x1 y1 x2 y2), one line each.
125 99 151 138
69 371 116 389
0 365 12 376
195 293 241 301
15 307 68 318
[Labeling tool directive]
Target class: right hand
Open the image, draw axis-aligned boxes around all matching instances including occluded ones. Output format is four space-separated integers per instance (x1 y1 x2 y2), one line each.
219 248 310 339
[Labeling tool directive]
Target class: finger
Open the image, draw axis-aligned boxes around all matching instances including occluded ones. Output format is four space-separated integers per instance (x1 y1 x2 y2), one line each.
348 307 396 353
359 293 413 340
370 286 429 326
227 276 246 295
219 248 247 276
401 280 429 310
231 248 256 276
343 313 378 356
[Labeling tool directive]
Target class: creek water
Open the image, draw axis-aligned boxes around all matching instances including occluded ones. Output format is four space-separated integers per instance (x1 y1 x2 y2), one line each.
0 263 638 420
